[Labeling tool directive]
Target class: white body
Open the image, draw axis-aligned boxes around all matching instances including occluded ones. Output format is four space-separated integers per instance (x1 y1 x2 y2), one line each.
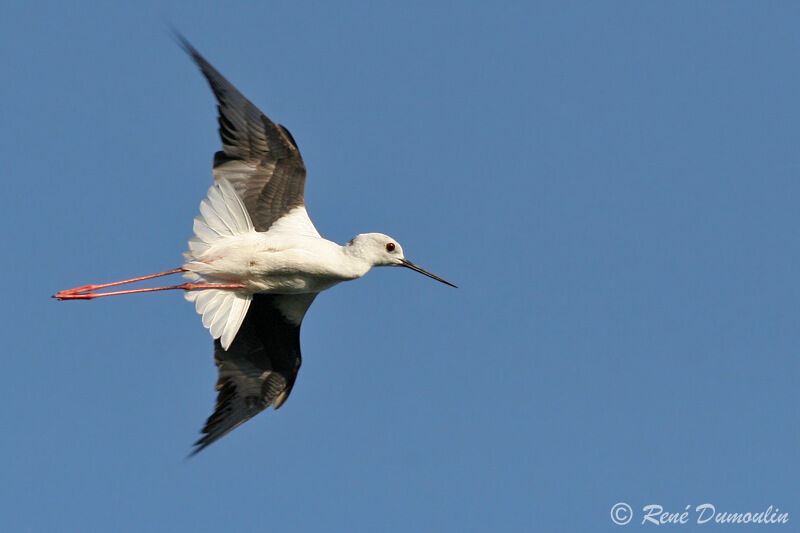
185 230 367 294
182 180 404 349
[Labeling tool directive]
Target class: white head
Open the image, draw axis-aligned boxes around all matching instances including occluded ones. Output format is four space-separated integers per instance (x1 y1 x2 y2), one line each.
347 233 457 287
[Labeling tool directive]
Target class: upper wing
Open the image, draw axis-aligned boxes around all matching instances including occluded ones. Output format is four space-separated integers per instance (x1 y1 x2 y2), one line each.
191 293 317 455
178 35 310 232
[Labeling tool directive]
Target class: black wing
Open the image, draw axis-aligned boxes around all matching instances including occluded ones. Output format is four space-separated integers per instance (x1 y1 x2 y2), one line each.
191 293 317 455
178 35 307 232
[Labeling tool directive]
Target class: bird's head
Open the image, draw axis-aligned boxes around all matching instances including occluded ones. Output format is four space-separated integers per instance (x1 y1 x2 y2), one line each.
348 233 457 287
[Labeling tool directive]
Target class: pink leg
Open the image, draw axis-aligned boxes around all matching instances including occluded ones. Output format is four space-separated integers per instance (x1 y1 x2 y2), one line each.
55 268 186 297
54 282 247 300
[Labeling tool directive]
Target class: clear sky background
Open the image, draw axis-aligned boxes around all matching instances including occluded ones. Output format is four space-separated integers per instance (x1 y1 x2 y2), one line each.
2 1 798 531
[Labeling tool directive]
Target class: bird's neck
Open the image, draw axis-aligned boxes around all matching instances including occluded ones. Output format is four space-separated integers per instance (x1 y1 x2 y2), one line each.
340 241 376 279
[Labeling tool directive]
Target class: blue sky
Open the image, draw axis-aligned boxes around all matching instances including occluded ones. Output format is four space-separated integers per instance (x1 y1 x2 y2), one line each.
2 1 798 531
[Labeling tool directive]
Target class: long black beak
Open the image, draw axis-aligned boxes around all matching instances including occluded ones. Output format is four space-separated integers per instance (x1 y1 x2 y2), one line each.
400 259 457 288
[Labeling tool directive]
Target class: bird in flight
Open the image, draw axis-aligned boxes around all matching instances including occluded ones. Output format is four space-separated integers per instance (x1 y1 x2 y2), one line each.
54 36 456 455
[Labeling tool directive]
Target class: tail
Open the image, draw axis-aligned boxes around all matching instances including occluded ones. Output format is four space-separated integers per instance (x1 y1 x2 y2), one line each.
184 179 254 350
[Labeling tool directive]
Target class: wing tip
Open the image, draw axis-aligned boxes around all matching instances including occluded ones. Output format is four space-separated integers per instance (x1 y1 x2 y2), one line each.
170 28 218 83
187 413 247 457
187 436 214 457
169 27 199 61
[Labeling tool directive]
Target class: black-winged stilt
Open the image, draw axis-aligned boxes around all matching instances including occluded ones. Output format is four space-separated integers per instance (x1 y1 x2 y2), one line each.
55 36 455 454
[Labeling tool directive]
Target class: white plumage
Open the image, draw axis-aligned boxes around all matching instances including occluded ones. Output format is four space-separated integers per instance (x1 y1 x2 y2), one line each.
55 36 456 454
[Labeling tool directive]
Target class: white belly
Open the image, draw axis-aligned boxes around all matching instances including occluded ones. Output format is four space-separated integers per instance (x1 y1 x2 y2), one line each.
182 231 360 294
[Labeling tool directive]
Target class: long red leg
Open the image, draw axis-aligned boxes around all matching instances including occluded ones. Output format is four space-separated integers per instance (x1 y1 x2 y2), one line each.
54 282 247 300
55 267 187 298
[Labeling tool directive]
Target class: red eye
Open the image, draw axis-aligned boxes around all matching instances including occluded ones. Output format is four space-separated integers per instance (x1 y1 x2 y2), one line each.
386 243 395 252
